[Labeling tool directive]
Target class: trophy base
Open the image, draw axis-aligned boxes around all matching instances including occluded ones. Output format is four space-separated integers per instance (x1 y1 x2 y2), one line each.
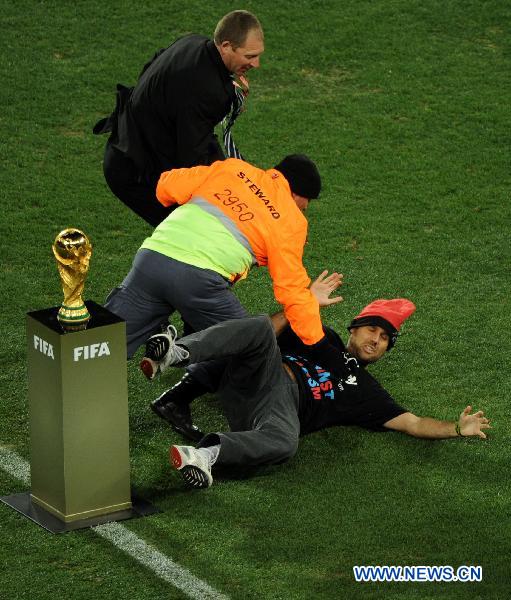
58 303 90 332
58 321 89 333
1 491 159 534
29 301 123 334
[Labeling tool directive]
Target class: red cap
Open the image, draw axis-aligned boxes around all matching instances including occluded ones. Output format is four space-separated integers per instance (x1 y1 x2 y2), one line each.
353 299 416 331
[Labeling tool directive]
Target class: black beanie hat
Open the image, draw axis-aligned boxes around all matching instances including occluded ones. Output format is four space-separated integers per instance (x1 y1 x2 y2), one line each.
348 316 399 350
274 154 321 199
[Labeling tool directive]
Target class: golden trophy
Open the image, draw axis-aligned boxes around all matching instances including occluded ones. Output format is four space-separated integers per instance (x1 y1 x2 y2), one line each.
0 226 156 533
52 228 92 331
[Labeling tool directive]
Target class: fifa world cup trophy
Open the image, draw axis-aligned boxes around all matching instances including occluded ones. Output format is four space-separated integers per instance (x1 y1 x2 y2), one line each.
52 228 92 331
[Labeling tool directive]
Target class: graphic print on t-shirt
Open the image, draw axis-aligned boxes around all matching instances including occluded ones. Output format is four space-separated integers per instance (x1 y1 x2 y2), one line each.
280 327 407 434
284 351 361 400
283 355 333 401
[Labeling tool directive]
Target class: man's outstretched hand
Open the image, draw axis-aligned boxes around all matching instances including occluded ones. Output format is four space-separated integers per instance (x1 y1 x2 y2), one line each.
459 405 491 439
310 270 343 307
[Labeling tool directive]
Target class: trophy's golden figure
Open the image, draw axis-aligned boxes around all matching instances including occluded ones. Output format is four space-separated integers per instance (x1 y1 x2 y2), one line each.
52 228 92 331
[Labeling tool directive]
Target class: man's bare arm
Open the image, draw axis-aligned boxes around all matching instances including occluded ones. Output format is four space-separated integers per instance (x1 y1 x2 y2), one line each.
384 406 491 439
271 311 289 336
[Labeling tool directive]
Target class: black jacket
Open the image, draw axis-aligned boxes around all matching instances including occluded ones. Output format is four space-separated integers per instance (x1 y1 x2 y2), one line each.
94 34 236 182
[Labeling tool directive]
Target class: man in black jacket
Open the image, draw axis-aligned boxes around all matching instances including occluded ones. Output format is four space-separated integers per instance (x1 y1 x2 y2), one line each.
94 10 264 226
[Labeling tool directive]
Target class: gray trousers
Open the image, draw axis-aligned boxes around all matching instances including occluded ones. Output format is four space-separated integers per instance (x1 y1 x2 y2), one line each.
105 248 248 388
177 315 301 467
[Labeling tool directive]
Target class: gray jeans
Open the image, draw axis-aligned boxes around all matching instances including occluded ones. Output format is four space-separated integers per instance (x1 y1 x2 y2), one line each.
105 248 248 388
177 315 301 467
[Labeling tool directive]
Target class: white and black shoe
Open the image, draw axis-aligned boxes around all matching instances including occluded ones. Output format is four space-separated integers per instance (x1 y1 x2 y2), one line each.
170 445 213 489
140 325 190 380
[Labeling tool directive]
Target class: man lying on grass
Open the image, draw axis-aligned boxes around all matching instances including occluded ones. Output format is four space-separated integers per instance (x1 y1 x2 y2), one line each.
141 275 490 488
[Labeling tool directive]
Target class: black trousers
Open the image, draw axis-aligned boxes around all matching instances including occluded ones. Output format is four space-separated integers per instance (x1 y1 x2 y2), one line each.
103 142 175 227
179 315 301 467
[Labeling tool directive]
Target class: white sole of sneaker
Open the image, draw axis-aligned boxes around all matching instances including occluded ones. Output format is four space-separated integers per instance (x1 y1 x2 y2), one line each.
181 466 211 489
170 446 211 489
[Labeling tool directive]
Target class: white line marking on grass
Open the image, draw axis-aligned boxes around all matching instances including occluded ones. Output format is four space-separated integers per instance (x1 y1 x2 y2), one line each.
0 446 30 486
93 521 228 600
0 447 228 600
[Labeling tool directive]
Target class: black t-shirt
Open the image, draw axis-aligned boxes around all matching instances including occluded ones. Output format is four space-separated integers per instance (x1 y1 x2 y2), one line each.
278 326 407 435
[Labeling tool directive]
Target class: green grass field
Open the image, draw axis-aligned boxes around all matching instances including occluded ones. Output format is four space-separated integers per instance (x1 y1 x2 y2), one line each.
1 1 510 598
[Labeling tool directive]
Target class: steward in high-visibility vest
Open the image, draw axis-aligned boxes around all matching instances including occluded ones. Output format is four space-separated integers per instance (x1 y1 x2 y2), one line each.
106 154 344 441
152 155 324 346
